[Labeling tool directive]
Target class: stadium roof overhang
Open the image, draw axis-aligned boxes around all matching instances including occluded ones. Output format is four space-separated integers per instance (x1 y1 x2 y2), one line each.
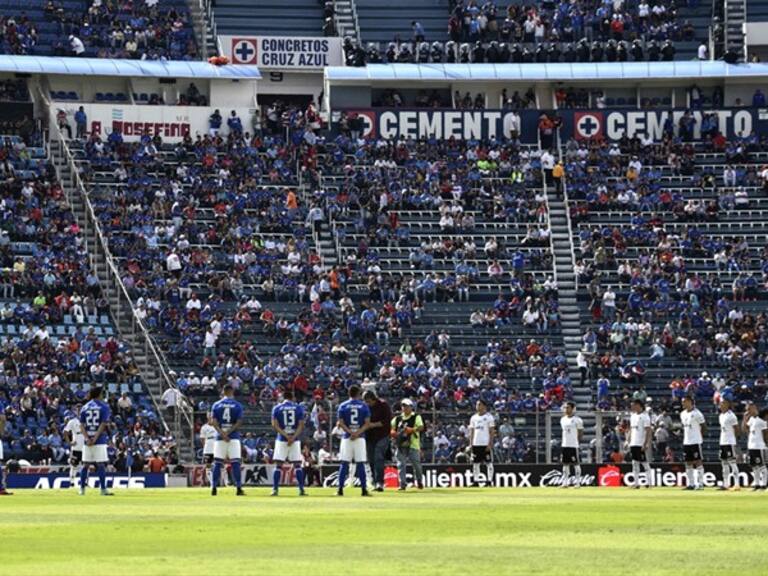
0 56 262 80
326 62 768 83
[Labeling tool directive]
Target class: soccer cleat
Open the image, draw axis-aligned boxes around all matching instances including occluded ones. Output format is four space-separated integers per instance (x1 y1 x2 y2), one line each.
573 483 581 489
729 486 741 492
78 487 85 496
298 489 307 496
417 483 424 490
0 489 13 496
682 486 695 491
270 489 278 497
100 490 114 496
693 485 704 491
560 484 569 489
374 486 384 493
236 488 246 496
717 486 729 491
211 487 217 496
398 486 407 491
336 489 344 497
361 489 371 497
632 485 641 490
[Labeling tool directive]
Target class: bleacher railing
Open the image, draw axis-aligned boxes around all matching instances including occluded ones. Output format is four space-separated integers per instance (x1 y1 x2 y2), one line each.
48 123 196 457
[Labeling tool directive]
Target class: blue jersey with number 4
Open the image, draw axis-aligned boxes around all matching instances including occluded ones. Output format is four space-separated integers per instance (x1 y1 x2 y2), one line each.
79 399 111 445
211 397 243 440
272 401 305 442
337 399 370 439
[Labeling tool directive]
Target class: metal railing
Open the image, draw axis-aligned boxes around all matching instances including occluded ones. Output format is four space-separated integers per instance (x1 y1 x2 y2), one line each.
48 124 195 455
556 130 579 291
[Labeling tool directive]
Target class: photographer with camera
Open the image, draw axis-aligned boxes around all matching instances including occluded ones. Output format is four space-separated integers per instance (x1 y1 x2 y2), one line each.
390 399 424 491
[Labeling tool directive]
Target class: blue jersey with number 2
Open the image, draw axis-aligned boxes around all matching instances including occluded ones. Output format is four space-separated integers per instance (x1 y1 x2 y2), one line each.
272 401 305 442
337 399 370 439
211 398 243 440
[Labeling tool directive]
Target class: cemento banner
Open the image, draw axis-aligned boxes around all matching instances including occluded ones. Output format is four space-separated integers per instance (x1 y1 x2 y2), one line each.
339 108 763 143
222 35 343 69
51 104 254 142
319 463 762 489
7 472 167 489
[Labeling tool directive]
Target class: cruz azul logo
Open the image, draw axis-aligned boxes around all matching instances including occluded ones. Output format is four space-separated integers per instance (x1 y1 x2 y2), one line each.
574 112 604 140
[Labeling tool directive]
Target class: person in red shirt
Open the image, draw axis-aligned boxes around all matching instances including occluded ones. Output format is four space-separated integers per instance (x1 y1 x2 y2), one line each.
146 452 167 473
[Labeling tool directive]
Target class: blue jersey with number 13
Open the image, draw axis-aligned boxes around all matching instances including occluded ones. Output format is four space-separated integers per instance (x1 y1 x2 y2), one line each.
272 401 305 442
337 399 370 439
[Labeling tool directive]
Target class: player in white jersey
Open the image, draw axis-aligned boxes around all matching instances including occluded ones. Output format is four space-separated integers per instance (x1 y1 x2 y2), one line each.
628 400 652 488
199 414 217 486
717 400 740 491
63 405 84 487
680 397 706 490
468 399 496 487
559 402 583 488
742 404 768 491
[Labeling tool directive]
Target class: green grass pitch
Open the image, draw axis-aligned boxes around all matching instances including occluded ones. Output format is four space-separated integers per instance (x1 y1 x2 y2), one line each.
2 487 767 575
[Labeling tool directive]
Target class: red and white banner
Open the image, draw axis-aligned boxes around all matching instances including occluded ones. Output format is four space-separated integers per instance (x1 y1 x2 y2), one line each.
221 35 343 69
51 104 254 143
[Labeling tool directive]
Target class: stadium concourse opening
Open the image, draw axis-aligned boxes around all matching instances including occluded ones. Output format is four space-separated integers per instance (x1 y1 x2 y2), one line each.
3 1 768 570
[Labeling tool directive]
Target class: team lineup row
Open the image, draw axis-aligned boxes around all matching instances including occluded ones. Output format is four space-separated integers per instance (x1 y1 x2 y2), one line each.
1 388 767 495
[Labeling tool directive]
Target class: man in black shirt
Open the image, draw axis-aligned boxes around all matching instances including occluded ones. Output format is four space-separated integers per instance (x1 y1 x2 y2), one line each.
363 391 392 492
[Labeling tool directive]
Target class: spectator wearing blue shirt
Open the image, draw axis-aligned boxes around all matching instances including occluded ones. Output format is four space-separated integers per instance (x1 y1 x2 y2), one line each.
753 89 766 108
227 110 243 134
74 106 87 139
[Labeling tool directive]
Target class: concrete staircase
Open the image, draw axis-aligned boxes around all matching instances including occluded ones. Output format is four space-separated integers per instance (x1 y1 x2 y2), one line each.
725 0 747 61
334 0 361 42
49 138 196 462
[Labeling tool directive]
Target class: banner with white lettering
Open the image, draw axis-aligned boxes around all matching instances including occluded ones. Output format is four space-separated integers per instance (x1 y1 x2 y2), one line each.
221 35 343 69
338 108 762 144
320 463 761 488
7 472 167 489
50 104 254 143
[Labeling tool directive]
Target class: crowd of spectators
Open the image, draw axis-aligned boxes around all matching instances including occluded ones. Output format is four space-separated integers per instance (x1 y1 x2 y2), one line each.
0 138 175 465
1 0 197 60
560 131 768 416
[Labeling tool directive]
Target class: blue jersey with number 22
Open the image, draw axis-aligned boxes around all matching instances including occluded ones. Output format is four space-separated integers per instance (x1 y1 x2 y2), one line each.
79 399 111 445
337 399 370 439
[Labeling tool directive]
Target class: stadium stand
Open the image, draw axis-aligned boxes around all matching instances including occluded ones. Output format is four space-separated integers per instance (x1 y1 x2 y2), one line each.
62 103 569 463
563 126 768 462
210 0 328 38
0 0 198 59
0 132 175 466
348 0 714 64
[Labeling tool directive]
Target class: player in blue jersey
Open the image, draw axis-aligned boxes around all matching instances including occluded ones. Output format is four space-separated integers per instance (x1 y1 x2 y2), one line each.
210 384 245 496
0 397 11 495
336 385 371 497
79 387 113 496
271 389 307 496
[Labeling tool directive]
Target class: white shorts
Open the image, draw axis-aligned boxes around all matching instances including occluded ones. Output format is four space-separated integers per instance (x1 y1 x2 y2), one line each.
0 440 4 461
214 439 242 460
82 444 109 463
339 437 367 462
203 439 215 455
273 440 301 462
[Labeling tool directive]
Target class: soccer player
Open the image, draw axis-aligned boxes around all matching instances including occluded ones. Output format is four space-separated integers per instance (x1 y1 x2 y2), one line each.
79 387 113 496
336 385 371 497
718 399 740 491
210 384 245 496
469 399 495 487
0 396 11 495
63 405 84 487
628 399 653 488
680 396 706 490
271 389 306 496
559 402 583 488
199 413 217 486
743 404 768 491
